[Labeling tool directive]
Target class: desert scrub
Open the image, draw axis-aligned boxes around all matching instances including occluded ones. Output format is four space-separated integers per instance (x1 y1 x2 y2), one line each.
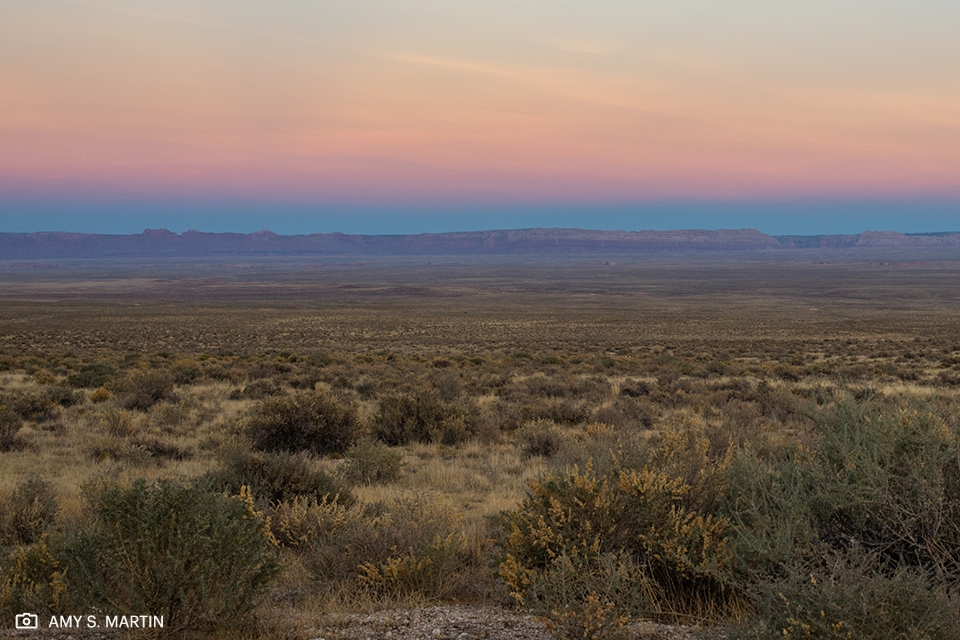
723 398 960 583
374 390 477 446
354 495 475 601
119 369 177 411
499 458 738 628
338 438 405 485
0 535 67 620
809 400 960 581
0 478 59 546
517 419 566 459
201 448 354 507
246 390 360 456
99 407 138 437
268 494 366 549
61 479 280 636
0 405 22 451
298 493 480 602
743 546 960 640
67 362 117 388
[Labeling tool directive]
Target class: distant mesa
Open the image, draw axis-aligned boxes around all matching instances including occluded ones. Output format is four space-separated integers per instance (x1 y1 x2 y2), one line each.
1 228 959 260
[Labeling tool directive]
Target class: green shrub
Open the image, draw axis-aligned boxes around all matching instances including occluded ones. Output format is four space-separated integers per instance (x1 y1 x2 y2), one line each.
0 478 59 546
121 370 177 411
61 479 279 636
0 406 22 451
68 362 117 388
499 459 738 625
518 419 565 459
44 384 84 408
374 391 447 446
0 535 67 619
744 546 960 640
202 449 353 506
808 401 960 581
516 552 638 640
518 399 590 426
354 495 472 600
373 391 476 446
246 391 359 456
721 447 817 576
338 438 405 485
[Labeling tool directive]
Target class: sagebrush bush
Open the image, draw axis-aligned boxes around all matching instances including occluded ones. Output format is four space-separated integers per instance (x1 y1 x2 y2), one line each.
44 384 84 408
374 391 447 446
517 552 638 640
518 399 590 426
0 478 59 546
374 391 476 446
721 399 960 583
0 535 67 619
743 546 960 640
62 479 280 636
720 446 816 576
202 448 354 506
0 406 22 451
296 493 478 601
246 391 359 456
810 400 960 581
355 495 473 600
67 362 117 388
518 419 565 459
121 370 177 411
338 438 405 485
5 392 56 422
499 457 738 625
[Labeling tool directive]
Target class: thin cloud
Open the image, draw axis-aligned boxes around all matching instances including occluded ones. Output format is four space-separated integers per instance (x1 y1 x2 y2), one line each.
537 38 620 56
386 52 525 80
59 0 235 32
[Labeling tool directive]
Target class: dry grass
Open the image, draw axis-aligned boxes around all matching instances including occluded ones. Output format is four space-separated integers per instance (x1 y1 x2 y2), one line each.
3 255 960 635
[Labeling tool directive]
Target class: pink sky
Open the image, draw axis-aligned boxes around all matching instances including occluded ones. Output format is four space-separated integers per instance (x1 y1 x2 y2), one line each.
1 1 959 232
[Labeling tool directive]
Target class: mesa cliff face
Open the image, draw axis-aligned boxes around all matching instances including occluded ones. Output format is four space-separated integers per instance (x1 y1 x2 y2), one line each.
1 228 958 259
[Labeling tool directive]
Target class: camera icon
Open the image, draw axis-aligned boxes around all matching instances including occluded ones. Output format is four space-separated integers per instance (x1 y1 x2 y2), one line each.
15 612 39 629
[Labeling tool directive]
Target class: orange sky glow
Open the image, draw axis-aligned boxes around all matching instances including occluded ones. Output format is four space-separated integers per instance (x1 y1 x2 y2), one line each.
2 1 959 233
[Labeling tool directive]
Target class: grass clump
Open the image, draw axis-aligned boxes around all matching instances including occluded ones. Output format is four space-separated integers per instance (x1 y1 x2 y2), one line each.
0 406 23 451
338 438 405 486
0 478 59 546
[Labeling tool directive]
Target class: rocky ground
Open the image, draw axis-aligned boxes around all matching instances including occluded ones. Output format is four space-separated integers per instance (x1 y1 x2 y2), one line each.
307 606 707 640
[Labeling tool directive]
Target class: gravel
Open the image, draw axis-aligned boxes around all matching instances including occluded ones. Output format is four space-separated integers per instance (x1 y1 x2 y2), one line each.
306 605 707 640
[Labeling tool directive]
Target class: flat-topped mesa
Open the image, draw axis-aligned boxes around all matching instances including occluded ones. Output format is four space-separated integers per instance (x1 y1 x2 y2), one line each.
1 228 959 259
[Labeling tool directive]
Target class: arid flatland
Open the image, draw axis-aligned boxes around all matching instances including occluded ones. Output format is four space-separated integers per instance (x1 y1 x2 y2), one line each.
2 253 960 639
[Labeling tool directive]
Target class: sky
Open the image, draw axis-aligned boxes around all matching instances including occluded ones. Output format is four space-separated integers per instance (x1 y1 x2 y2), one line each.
1 0 959 236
